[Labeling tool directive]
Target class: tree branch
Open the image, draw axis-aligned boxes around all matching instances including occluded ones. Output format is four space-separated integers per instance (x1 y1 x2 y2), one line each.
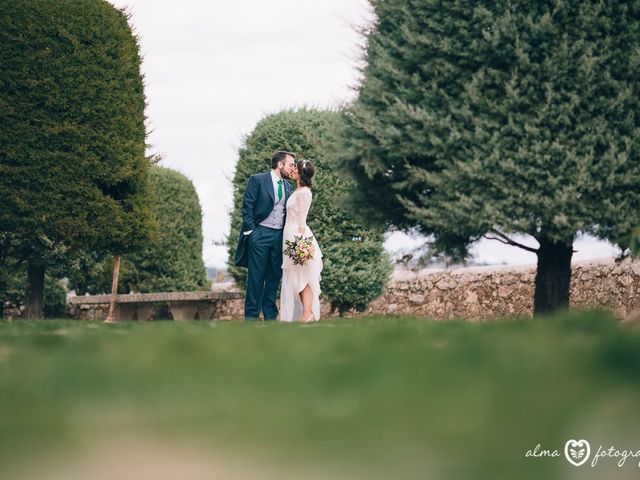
484 229 539 254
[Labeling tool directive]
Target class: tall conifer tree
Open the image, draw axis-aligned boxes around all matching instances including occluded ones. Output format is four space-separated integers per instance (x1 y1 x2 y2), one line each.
343 0 640 314
0 0 155 318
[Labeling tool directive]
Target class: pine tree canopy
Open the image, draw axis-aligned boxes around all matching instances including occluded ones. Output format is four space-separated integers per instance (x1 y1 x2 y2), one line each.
343 0 640 258
0 0 155 262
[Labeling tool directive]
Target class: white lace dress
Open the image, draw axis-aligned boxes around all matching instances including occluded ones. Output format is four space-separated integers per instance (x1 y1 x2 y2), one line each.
279 187 323 322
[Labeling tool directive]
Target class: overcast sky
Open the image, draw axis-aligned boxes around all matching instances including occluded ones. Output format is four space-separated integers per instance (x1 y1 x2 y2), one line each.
107 0 619 269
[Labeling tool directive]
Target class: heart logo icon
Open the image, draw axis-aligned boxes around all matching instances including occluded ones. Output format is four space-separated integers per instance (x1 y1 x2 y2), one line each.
564 439 591 467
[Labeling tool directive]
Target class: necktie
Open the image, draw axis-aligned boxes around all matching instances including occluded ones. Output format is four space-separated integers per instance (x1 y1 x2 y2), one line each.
277 179 283 200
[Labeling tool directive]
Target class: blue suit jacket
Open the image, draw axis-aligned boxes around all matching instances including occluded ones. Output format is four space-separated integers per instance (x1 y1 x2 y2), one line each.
234 172 293 267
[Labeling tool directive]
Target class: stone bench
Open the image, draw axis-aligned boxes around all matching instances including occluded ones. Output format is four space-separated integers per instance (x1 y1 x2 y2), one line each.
69 290 244 321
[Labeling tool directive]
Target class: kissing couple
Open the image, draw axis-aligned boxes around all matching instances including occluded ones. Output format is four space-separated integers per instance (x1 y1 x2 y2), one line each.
234 150 323 322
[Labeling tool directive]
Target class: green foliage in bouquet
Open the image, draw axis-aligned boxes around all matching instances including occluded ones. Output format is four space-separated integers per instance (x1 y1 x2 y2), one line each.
0 0 156 318
69 166 209 294
228 109 392 315
341 0 640 315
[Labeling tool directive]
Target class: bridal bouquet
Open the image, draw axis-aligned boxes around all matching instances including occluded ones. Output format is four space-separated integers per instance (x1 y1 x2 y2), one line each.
283 235 315 266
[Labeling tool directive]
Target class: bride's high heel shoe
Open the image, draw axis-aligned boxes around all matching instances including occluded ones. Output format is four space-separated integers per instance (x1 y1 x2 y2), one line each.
302 313 315 323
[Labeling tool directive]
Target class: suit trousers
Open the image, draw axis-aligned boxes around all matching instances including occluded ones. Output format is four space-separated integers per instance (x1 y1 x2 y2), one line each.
244 225 283 320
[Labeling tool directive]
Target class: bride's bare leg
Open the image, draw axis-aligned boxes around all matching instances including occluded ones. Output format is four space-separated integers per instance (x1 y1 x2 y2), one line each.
298 284 313 321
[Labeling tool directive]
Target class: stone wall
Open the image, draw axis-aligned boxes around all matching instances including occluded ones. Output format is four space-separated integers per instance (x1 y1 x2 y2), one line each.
7 257 638 321
363 258 639 321
213 257 639 321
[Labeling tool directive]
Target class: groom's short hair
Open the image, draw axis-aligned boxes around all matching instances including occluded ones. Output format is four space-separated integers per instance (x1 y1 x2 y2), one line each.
271 150 296 168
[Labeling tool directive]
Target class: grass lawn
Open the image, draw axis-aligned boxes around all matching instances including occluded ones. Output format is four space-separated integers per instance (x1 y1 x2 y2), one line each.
1 310 639 479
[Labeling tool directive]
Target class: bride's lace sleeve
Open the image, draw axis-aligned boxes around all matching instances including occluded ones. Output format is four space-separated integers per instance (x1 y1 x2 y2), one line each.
295 188 312 230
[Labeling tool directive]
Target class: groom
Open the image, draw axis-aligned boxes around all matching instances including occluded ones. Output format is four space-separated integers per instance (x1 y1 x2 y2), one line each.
235 150 296 320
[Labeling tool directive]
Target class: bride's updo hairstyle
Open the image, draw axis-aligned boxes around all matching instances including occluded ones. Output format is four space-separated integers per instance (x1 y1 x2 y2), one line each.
297 159 315 188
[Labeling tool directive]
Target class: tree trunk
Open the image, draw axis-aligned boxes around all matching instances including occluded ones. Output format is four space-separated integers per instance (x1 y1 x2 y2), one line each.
533 238 573 316
24 261 45 320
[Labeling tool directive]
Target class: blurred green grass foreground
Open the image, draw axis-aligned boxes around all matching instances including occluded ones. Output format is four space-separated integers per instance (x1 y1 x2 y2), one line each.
1 311 640 480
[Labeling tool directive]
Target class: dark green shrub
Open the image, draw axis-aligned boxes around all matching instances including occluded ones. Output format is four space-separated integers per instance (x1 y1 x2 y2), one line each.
227 109 392 315
69 166 209 294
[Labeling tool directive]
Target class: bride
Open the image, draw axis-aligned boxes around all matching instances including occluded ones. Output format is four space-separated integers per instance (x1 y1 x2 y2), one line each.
279 159 323 322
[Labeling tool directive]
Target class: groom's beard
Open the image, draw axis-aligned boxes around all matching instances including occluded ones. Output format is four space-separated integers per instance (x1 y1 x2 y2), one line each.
279 168 290 179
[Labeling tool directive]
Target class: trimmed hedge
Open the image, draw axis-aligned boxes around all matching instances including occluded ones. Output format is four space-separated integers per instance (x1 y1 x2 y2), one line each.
70 166 209 294
228 109 392 315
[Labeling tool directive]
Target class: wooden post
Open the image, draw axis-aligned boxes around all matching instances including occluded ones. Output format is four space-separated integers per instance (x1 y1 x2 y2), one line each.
104 256 121 323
